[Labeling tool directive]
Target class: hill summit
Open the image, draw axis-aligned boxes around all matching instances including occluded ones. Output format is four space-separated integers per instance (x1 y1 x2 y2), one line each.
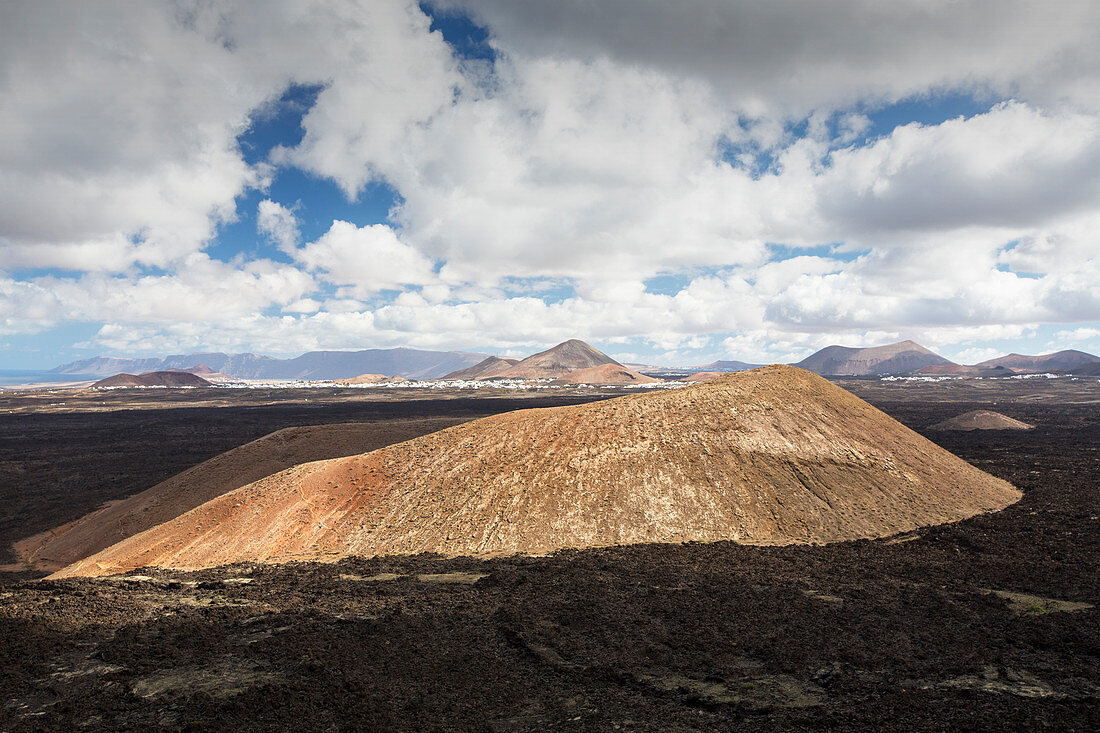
91 371 212 388
53 365 1019 578
493 339 620 379
975 349 1100 372
796 340 954 376
442 356 520 380
929 410 1034 431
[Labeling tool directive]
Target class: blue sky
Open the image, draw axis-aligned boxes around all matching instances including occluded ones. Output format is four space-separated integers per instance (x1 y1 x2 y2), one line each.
2 1 1099 369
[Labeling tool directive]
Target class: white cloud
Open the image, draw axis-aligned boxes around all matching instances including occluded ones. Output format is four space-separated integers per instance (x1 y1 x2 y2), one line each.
1055 327 1100 342
3 1 1100 364
273 0 461 198
0 0 461 271
293 221 436 295
0 2 261 271
815 102 1100 238
952 347 1004 364
0 255 315 335
257 200 300 252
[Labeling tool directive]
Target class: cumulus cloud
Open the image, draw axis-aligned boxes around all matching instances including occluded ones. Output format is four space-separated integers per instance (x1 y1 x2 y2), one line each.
293 221 437 296
0 2 260 270
815 102 1100 238
0 0 460 271
3 0 1100 363
257 200 301 252
273 0 461 198
1055 327 1100 343
0 255 316 337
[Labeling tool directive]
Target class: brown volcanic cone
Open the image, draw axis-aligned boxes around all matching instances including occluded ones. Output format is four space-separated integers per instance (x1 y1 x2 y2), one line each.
52 366 1019 579
553 364 661 385
92 371 212 388
17 419 470 571
929 410 1034 431
336 373 406 385
496 339 620 378
442 356 520 380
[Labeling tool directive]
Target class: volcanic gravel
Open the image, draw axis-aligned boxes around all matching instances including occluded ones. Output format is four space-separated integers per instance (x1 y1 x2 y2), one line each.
1 385 1098 731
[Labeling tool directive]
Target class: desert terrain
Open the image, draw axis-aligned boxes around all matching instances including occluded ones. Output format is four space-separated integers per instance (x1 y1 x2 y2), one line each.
1 376 1098 730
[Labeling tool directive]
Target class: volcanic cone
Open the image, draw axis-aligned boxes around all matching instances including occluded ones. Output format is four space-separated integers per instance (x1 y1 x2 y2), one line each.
52 366 1020 578
929 410 1034 431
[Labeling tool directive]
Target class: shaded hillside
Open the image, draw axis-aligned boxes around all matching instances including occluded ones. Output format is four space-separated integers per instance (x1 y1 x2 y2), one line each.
681 371 723 382
796 340 954 375
1070 362 1100 376
54 366 1018 578
976 349 1100 372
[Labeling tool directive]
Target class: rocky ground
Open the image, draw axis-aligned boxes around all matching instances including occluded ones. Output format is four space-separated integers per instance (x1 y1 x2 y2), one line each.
1 381 1098 730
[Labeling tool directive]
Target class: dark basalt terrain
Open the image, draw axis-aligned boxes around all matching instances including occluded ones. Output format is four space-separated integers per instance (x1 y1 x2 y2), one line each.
1 380 1098 730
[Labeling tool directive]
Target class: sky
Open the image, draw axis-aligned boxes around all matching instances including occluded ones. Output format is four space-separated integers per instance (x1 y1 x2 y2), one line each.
2 0 1100 369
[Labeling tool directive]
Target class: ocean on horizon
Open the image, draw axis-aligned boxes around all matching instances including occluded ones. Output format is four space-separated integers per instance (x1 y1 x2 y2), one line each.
0 370 99 387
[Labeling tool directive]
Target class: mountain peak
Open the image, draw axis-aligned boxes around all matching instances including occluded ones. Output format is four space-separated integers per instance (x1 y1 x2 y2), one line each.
496 339 620 379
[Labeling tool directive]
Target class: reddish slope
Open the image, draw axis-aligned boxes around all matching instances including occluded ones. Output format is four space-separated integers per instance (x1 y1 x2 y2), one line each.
16 419 470 571
53 366 1020 578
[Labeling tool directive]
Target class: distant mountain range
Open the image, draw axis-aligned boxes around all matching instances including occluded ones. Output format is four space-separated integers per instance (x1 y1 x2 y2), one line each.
795 342 1100 377
974 349 1099 372
50 341 1100 382
52 348 490 380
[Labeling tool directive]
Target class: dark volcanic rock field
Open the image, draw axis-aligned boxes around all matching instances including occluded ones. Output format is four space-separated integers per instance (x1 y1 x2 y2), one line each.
1 385 1098 730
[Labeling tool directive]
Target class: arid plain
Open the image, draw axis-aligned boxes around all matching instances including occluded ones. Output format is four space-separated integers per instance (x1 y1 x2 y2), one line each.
2 372 1098 730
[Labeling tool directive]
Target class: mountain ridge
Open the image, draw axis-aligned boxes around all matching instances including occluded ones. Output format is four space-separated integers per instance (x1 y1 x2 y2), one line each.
796 340 955 376
52 348 490 380
974 349 1100 371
